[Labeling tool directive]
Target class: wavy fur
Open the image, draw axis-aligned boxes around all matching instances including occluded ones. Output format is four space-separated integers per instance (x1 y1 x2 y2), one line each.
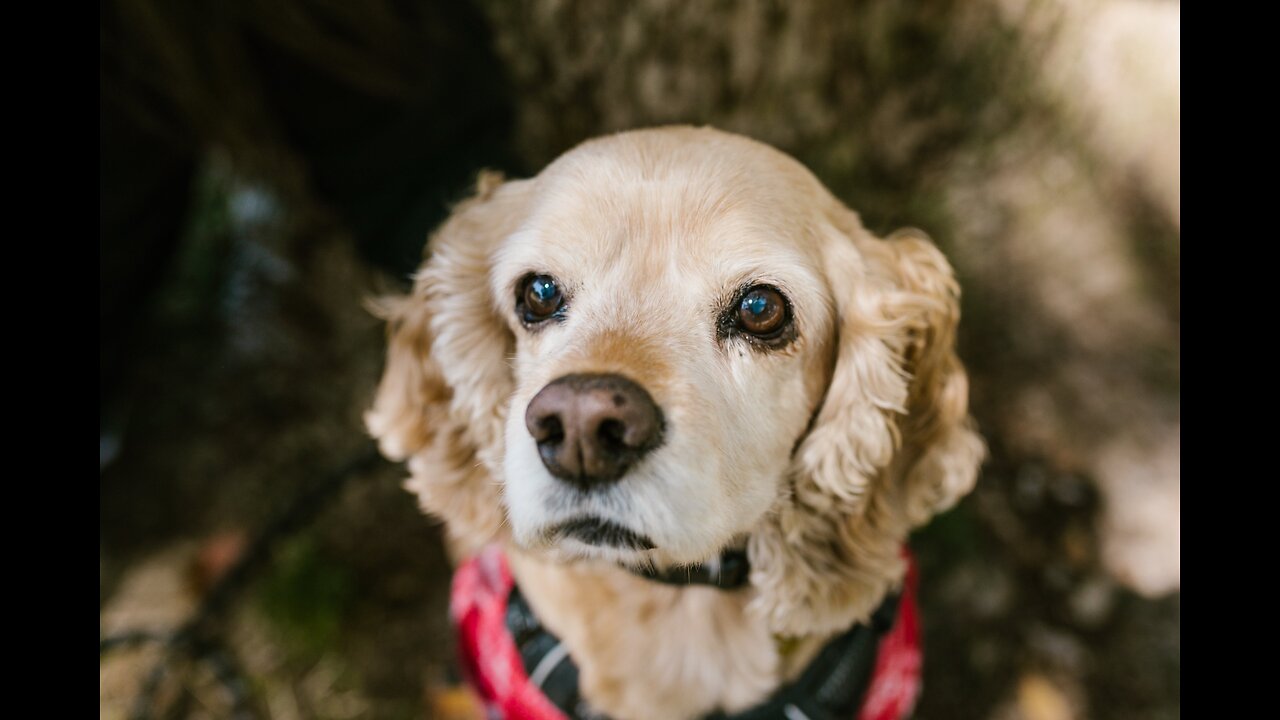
367 127 984 717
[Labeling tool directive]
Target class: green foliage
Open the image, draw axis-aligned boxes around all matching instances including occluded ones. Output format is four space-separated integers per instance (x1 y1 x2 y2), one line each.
257 534 355 661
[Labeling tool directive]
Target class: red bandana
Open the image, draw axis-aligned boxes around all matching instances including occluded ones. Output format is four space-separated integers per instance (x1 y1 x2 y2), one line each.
450 545 922 720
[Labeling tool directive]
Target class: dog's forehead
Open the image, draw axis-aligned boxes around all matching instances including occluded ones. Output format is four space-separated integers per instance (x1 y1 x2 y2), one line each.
508 131 832 282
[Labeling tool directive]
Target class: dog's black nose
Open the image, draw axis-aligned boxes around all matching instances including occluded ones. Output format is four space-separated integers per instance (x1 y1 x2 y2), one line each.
525 373 664 489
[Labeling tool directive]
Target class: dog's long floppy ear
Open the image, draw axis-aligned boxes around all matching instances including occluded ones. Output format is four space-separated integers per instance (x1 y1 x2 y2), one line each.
750 209 985 637
365 171 531 556
878 227 987 528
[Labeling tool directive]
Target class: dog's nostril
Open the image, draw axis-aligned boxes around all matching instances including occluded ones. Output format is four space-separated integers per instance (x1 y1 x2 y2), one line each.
535 415 564 444
597 418 627 452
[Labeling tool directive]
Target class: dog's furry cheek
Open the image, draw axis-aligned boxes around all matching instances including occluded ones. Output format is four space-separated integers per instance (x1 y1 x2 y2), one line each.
626 449 734 562
401 425 509 558
501 412 557 547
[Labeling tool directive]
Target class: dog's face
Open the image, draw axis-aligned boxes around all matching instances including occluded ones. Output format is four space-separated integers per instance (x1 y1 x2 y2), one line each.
492 136 841 567
369 127 984 634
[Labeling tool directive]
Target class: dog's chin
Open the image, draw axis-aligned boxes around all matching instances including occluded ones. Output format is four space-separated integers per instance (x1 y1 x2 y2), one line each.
516 516 663 567
562 516 654 546
515 516 746 572
544 537 660 567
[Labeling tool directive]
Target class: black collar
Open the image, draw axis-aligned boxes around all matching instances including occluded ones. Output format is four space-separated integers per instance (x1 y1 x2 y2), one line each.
628 548 752 590
505 577 902 720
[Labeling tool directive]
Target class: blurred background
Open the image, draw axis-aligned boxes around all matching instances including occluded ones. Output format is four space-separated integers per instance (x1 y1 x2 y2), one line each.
99 1 1179 718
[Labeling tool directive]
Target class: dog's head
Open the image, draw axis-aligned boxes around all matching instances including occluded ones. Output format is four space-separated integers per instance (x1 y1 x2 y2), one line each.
368 127 984 635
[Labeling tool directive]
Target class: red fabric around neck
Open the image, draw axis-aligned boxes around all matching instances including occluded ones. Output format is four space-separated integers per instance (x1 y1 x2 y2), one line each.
449 545 922 720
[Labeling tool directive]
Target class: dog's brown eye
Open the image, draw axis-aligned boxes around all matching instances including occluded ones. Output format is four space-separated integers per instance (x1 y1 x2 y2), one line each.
519 274 564 323
737 286 787 336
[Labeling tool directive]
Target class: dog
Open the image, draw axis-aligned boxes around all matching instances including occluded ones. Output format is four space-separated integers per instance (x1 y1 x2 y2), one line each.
367 125 985 720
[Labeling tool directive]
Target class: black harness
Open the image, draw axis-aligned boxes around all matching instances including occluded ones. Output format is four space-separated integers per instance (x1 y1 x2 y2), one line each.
504 550 903 720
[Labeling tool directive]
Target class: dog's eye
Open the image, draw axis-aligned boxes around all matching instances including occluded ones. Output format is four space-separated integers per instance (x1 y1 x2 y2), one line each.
737 286 787 336
518 274 565 324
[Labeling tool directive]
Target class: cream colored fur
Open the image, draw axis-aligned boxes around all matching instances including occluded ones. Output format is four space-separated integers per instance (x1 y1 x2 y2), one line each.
366 126 985 719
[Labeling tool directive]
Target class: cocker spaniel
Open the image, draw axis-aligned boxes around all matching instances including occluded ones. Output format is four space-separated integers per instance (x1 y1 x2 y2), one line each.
367 126 985 720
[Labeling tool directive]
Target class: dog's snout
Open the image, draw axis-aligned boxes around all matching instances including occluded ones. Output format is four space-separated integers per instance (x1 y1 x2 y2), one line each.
525 373 663 488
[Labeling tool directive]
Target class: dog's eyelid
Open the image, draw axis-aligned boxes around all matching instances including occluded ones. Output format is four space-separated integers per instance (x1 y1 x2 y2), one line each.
511 270 578 294
515 271 570 328
715 281 799 350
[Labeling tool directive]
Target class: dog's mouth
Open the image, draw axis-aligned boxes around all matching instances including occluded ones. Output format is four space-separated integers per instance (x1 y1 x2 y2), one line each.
548 517 656 550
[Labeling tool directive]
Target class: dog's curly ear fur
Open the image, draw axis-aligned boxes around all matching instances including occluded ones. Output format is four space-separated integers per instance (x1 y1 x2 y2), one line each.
365 171 529 556
750 209 985 637
881 228 988 528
